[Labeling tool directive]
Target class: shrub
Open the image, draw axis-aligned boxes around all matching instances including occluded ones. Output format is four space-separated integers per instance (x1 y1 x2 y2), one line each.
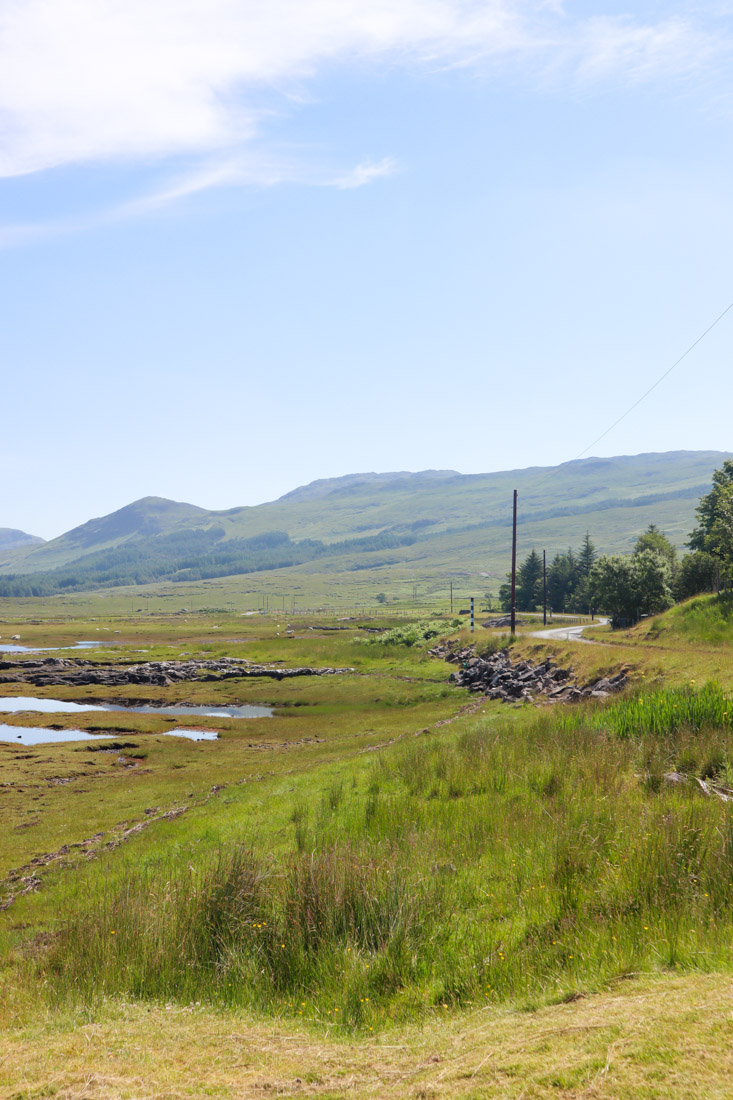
362 619 460 647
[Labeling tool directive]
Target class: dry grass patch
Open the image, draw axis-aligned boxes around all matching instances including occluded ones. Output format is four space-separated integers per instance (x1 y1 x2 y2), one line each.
2 972 733 1098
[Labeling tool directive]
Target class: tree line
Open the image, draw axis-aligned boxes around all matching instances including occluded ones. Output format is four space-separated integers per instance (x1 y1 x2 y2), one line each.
499 459 732 626
0 527 418 598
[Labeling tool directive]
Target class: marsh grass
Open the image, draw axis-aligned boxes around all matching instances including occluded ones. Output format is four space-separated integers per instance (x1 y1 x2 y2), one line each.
557 681 732 739
47 684 733 1028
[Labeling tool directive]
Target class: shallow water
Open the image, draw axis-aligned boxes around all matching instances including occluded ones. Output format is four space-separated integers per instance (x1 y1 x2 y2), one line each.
0 697 107 714
106 702 273 719
0 697 272 719
0 724 219 745
0 640 101 654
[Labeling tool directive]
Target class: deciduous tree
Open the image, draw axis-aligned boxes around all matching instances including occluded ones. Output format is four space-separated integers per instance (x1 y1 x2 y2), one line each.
689 460 733 585
589 550 674 627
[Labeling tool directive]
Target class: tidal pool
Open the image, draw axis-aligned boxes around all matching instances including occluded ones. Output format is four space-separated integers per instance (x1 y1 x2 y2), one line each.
0 641 101 654
0 725 219 745
0 697 272 719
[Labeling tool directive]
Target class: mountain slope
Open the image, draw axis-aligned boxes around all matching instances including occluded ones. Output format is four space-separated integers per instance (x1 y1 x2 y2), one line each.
4 497 209 575
0 451 729 595
0 528 44 552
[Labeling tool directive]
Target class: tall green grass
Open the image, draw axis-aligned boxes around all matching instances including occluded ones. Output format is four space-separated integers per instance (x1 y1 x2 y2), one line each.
47 685 733 1027
557 681 732 740
653 593 733 646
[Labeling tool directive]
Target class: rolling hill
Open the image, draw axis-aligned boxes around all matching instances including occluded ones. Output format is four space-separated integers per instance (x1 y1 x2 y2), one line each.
0 450 728 599
0 528 44 553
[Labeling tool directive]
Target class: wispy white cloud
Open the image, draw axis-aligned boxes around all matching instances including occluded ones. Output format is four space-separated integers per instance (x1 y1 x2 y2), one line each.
0 151 401 248
0 0 730 247
331 157 399 190
572 16 725 84
0 0 521 178
0 1 729 181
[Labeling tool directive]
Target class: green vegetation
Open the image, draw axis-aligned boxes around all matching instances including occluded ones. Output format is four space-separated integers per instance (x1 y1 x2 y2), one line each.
44 681 733 1031
633 522 678 565
0 527 418 597
642 592 733 647
557 680 732 741
690 457 733 586
4 470 733 1097
494 460 733 629
362 618 460 647
589 546 675 626
675 549 718 601
586 452 733 625
2 453 729 613
502 533 597 614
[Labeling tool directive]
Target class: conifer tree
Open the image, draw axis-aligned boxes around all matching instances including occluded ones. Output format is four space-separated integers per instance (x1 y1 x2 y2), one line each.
689 461 733 585
546 550 578 612
517 549 542 611
633 524 677 565
577 532 597 578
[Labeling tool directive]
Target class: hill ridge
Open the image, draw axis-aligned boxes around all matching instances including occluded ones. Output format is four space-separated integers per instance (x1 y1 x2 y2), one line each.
0 527 45 552
2 450 731 595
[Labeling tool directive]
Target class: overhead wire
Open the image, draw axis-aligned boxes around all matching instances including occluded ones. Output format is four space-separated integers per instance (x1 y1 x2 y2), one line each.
566 299 733 465
527 299 733 496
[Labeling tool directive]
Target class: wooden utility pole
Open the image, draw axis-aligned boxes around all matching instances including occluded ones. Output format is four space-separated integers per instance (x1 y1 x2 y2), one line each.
450 582 453 614
470 596 474 633
543 549 547 626
510 490 518 635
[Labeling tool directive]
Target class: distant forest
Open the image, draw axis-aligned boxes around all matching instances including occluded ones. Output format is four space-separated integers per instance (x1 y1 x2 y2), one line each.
0 527 417 597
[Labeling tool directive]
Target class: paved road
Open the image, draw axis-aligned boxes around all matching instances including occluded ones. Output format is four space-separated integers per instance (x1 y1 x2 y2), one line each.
528 618 609 643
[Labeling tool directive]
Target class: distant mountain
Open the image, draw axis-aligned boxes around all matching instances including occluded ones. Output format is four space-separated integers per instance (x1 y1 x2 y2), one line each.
0 528 45 551
278 470 459 503
1 451 730 597
59 496 208 550
5 497 210 576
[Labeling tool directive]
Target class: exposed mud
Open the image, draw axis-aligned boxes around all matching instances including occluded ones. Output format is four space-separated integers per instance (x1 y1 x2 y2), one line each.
0 806 189 911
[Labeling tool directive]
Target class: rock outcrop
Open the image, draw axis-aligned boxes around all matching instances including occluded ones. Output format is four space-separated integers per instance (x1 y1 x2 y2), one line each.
0 656 353 688
429 644 628 703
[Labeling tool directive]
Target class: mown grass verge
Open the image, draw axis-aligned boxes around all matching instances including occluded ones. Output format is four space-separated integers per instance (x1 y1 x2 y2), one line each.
43 683 733 1030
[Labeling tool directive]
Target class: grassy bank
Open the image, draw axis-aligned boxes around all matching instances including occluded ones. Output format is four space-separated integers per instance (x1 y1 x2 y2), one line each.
44 684 733 1030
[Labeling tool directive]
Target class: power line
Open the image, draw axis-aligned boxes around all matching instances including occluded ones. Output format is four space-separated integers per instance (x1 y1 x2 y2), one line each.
568 299 733 463
507 301 733 575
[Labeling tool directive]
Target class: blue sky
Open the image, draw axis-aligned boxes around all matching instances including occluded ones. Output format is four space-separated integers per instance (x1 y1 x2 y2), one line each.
1 0 732 538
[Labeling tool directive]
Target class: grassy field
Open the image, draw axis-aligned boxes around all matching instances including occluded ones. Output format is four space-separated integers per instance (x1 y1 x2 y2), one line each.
2 595 733 1096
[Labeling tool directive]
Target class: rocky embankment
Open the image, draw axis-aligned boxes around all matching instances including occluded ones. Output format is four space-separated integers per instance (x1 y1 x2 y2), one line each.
429 644 628 703
0 656 353 688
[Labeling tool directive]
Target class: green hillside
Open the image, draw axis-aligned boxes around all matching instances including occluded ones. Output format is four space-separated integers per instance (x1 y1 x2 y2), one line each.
0 527 44 553
0 450 728 598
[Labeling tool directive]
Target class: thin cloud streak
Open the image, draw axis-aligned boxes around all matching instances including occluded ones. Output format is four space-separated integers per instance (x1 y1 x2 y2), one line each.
332 157 399 189
573 16 726 85
0 153 399 248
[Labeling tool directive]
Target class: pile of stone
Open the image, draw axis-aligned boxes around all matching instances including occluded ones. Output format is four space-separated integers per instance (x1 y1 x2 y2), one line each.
0 656 353 688
429 644 628 704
